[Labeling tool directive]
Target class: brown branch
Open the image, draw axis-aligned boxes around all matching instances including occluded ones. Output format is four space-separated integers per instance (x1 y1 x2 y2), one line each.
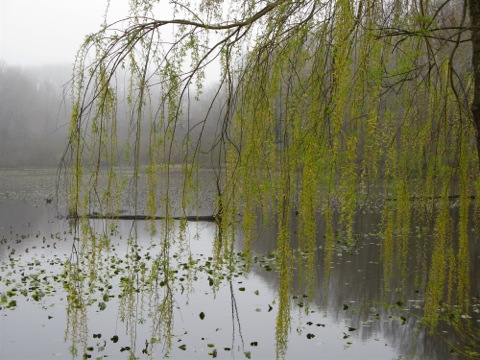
125 0 287 32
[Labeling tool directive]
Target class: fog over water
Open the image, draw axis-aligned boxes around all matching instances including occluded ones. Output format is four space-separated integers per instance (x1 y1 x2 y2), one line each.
0 1 125 167
0 2 224 167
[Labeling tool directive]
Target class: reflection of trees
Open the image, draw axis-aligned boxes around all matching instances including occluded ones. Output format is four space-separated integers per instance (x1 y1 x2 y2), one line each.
58 170 480 359
228 281 246 354
63 218 256 358
447 306 480 358
64 221 89 358
240 206 480 359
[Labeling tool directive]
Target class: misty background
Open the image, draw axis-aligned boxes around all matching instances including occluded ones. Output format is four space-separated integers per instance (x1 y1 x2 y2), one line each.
0 1 222 167
0 62 72 166
0 60 223 167
0 0 116 166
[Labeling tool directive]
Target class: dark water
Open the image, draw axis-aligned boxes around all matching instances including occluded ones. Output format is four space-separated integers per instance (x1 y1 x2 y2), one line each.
0 168 478 359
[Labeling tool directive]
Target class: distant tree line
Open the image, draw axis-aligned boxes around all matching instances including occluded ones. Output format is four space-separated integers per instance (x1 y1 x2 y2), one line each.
0 61 221 167
0 62 72 167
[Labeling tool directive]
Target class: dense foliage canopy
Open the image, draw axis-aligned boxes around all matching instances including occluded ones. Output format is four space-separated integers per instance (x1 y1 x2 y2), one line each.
63 0 480 357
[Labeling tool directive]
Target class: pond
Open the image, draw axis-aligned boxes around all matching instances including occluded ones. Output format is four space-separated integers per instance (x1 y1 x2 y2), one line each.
0 168 478 359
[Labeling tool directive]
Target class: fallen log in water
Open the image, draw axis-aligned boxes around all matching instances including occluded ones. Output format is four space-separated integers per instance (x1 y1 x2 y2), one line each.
67 213 218 222
386 194 475 201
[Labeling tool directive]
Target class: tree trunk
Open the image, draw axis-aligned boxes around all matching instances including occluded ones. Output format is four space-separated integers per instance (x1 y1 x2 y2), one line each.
469 0 480 167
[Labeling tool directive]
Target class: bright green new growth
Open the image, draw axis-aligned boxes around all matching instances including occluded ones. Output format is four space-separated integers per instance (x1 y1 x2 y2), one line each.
62 0 477 357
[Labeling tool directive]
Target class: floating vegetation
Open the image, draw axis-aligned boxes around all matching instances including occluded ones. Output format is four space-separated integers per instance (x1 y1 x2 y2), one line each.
2 198 479 358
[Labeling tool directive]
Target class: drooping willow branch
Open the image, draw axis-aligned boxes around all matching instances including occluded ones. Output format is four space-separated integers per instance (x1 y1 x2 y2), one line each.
60 2 479 352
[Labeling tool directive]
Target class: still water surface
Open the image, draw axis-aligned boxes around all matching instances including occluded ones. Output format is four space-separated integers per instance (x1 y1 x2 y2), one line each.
0 168 475 359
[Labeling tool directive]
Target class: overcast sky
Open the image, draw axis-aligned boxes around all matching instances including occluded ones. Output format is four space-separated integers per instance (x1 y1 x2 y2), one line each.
0 0 129 65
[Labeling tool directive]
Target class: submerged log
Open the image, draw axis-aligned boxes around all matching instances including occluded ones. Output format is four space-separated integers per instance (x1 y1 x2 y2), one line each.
67 213 218 222
386 194 476 201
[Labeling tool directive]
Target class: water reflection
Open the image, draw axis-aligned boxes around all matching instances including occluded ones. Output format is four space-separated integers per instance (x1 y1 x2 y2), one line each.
0 169 479 359
249 206 480 359
0 201 395 359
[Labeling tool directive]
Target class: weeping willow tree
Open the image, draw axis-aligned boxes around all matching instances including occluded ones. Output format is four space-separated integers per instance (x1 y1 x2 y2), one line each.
62 0 480 357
